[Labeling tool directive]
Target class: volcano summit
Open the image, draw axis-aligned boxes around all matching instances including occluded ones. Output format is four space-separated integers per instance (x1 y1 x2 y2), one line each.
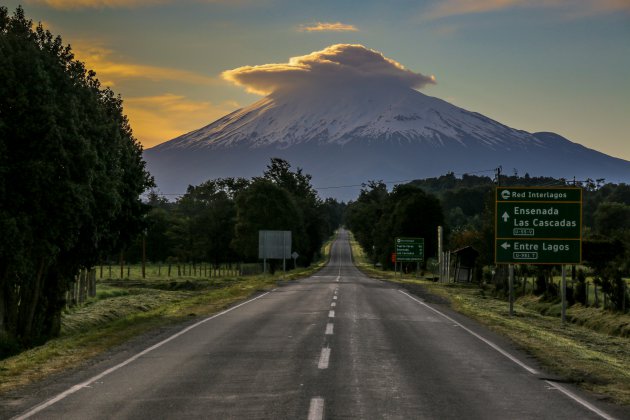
144 45 630 200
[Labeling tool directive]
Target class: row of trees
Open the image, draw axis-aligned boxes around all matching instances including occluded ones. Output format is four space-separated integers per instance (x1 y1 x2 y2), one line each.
124 158 345 270
345 181 444 269
0 7 153 356
347 171 629 312
412 172 630 311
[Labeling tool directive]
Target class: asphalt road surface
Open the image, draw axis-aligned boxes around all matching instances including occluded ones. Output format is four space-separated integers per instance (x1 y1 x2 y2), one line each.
7 230 627 419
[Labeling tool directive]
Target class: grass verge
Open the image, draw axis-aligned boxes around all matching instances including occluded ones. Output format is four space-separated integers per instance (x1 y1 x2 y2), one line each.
0 234 335 396
350 234 630 406
0 276 275 394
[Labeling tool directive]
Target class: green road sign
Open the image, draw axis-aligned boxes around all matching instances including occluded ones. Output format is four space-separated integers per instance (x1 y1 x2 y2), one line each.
496 202 581 238
497 187 582 202
395 237 424 262
495 187 582 264
495 239 581 264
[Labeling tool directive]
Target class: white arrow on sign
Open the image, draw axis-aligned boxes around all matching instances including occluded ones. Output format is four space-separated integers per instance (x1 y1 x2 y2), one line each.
501 242 511 250
502 212 510 222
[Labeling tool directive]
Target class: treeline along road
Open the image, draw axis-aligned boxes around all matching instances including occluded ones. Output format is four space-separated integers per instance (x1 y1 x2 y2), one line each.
10 230 623 419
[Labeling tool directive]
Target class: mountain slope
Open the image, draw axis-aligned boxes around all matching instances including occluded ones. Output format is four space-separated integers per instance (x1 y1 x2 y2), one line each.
144 86 630 200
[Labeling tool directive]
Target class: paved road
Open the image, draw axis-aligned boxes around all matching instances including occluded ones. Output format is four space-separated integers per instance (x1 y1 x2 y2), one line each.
9 230 626 419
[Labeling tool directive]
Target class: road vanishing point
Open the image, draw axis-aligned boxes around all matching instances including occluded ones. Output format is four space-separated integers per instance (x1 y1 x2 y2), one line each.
6 230 626 419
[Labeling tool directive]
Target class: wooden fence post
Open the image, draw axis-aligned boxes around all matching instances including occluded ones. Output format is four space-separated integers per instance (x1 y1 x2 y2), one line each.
90 268 97 298
78 269 86 304
120 252 124 279
623 280 627 313
594 285 599 308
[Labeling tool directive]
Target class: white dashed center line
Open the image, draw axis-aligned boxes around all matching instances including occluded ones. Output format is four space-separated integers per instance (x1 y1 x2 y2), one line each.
325 323 334 335
318 347 331 369
308 397 324 420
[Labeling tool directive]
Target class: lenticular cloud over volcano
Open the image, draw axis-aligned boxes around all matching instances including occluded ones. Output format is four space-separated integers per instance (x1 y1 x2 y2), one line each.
221 44 436 96
146 44 630 202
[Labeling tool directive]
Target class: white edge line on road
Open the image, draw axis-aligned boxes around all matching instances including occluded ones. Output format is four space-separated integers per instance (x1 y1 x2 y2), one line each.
325 323 334 335
398 290 538 374
398 290 616 420
14 292 272 420
308 397 325 420
318 347 331 369
544 381 616 420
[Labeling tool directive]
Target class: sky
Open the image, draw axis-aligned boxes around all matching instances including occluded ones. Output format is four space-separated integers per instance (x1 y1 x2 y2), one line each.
5 0 630 162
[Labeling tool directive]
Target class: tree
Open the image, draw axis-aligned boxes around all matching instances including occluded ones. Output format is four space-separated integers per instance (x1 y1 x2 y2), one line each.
594 202 630 237
346 183 444 269
263 158 325 265
168 179 244 265
345 181 388 262
0 7 153 355
373 184 444 268
582 238 627 310
232 179 303 261
321 197 346 237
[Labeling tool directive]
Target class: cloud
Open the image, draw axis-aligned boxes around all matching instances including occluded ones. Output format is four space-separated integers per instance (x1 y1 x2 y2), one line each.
72 43 217 87
221 44 436 96
298 22 359 32
26 0 242 9
423 0 630 20
124 94 239 147
26 0 168 9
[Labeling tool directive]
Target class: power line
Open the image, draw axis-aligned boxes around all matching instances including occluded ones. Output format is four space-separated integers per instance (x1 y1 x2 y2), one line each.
314 179 414 190
147 169 611 197
312 168 498 190
150 167 501 196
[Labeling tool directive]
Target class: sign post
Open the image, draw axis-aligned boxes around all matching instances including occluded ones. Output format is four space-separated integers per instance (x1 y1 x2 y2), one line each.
561 265 567 324
292 251 299 269
495 187 582 322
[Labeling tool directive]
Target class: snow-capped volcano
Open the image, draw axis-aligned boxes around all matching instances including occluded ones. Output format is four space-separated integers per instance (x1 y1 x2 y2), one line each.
153 84 538 152
144 44 629 200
